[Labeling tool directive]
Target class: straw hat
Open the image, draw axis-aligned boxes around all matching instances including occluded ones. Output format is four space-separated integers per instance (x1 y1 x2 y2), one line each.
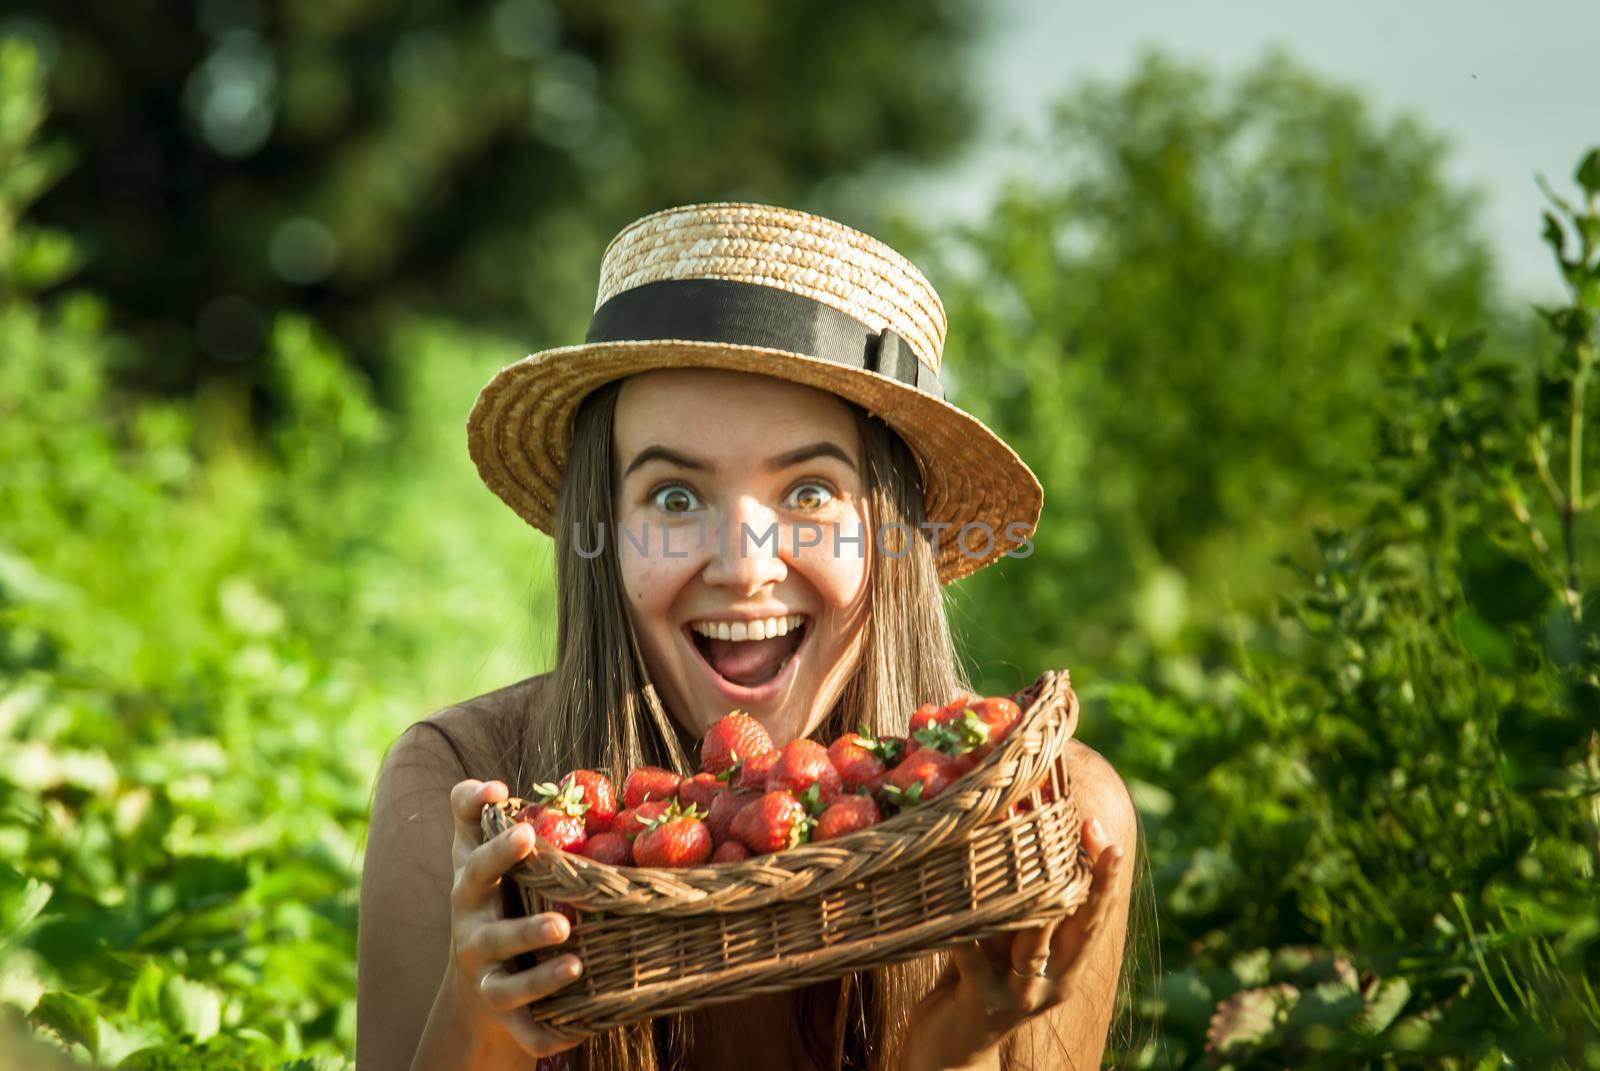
466 201 1042 584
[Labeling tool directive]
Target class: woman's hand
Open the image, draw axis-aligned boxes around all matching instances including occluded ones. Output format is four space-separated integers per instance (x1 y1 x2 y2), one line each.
901 817 1127 1071
439 778 590 1060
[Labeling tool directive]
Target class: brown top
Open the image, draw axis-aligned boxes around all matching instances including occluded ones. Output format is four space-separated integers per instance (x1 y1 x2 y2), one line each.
357 671 553 1071
406 670 551 783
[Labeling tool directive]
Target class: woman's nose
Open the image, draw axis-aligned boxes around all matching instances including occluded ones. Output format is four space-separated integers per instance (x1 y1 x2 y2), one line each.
700 495 788 594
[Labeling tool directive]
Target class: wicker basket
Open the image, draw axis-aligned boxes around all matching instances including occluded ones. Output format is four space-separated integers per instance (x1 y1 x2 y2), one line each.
480 667 1091 1039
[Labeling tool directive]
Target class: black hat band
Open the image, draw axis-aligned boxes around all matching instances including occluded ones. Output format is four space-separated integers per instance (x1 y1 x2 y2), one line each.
584 277 945 402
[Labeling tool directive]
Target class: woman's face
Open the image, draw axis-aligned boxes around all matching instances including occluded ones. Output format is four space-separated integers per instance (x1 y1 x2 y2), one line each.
612 368 872 747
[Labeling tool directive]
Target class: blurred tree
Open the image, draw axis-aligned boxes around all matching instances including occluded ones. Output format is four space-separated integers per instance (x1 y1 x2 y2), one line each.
897 47 1503 695
2 0 983 410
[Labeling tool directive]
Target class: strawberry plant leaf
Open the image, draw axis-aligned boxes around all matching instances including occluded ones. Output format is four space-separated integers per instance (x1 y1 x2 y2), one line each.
29 991 100 1058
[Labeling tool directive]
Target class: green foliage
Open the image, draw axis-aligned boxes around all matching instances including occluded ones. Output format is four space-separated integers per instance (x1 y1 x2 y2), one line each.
1088 147 1600 1068
0 39 551 1066
907 47 1499 696
6 0 984 397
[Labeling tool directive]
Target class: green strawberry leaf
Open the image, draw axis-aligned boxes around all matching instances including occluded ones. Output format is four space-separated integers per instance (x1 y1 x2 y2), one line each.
874 737 906 764
641 798 703 830
796 782 828 817
854 726 905 764
909 713 988 757
29 991 100 1058
879 781 924 814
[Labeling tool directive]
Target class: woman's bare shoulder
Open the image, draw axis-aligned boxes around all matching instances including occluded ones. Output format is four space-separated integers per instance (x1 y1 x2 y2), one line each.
1065 739 1138 850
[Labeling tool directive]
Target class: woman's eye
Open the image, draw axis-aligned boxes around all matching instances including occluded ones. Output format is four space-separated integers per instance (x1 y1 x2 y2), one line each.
787 481 835 511
652 485 701 513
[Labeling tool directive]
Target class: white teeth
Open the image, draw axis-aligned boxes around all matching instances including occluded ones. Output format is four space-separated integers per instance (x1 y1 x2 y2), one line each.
691 614 806 642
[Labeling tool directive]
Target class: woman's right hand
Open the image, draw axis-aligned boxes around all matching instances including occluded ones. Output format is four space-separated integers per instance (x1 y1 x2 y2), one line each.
442 778 588 1059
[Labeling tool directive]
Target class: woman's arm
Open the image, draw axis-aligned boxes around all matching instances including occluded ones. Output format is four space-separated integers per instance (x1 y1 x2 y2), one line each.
357 723 571 1069
996 743 1138 1069
901 741 1139 1071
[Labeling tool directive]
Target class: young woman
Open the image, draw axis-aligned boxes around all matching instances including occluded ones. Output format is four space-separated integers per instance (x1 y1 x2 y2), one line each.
357 203 1141 1070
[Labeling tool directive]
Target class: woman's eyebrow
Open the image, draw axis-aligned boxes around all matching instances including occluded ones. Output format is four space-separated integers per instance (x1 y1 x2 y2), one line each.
765 441 858 474
623 445 708 477
621 441 858 478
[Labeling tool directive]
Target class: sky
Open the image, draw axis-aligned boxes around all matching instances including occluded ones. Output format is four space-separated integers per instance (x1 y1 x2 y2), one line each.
903 0 1600 303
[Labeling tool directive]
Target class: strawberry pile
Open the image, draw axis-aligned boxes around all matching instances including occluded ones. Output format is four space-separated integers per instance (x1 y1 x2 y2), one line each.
508 693 1026 869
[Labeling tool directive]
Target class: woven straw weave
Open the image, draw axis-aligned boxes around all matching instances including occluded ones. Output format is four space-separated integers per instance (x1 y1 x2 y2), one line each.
595 202 948 375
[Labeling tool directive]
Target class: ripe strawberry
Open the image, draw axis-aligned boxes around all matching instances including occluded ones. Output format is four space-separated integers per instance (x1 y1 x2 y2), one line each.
575 830 633 865
678 772 726 813
520 777 590 822
711 839 752 864
828 733 887 793
765 739 843 804
731 749 780 791
613 799 672 840
515 778 591 851
704 788 758 844
909 702 945 735
622 766 683 809
946 693 975 711
966 697 1021 758
731 790 814 854
880 746 960 811
631 802 713 867
700 711 774 775
556 768 617 832
814 795 881 842
910 695 974 734
910 704 990 756
523 804 588 852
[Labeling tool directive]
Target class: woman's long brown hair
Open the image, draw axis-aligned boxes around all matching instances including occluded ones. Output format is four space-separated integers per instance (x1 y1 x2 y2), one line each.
473 375 1155 1070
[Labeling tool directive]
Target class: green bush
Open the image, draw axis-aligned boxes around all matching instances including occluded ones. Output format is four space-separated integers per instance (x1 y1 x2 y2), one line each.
1092 148 1600 1069
0 38 551 1066
910 48 1503 696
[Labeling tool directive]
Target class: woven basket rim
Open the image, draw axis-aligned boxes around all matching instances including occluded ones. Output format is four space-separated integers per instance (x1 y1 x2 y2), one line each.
482 667 1077 911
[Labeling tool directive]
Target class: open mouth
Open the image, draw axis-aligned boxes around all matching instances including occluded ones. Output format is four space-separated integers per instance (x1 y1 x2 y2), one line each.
685 614 809 690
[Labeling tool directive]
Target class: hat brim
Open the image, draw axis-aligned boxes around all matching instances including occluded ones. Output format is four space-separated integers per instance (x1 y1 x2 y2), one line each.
466 339 1043 584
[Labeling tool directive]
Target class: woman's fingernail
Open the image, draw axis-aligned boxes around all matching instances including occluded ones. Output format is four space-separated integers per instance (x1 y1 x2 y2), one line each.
513 826 534 848
1090 818 1106 840
559 957 583 979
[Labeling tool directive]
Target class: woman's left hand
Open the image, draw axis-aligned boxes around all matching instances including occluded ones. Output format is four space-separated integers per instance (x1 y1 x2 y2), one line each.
900 816 1127 1071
